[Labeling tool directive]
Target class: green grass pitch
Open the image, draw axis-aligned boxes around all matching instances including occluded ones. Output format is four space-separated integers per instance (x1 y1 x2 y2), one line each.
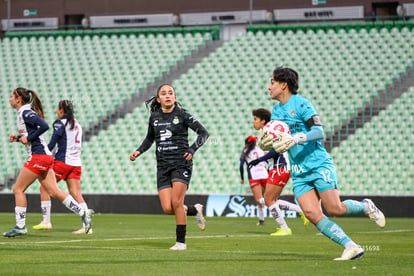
0 213 413 275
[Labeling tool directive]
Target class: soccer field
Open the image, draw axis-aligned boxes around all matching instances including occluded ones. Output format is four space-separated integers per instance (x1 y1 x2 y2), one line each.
0 214 413 275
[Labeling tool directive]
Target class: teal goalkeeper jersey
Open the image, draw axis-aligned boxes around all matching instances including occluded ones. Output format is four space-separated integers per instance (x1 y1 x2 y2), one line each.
271 94 332 177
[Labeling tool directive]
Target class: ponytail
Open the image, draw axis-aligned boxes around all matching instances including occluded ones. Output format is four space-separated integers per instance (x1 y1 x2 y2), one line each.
56 100 75 130
243 136 257 159
29 90 45 119
145 96 161 112
13 87 45 118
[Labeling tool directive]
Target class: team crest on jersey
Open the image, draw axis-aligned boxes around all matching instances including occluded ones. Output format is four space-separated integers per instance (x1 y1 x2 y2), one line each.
290 110 296 117
172 116 179 125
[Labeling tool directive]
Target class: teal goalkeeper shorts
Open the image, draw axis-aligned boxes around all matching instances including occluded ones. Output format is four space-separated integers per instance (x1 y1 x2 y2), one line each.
292 161 338 200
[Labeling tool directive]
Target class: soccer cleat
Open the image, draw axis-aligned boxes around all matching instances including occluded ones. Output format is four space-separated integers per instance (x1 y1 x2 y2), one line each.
270 228 292 236
194 203 206 231
3 225 28 237
299 212 310 227
81 209 94 234
32 222 52 231
72 227 93 235
334 246 364 261
169 242 187 250
256 220 265 226
362 198 386 228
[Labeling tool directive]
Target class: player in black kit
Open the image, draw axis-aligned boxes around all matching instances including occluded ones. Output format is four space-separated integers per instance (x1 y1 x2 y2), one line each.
130 84 209 250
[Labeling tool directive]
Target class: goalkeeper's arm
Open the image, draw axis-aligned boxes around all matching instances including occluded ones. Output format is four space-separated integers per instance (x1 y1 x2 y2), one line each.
273 126 325 153
298 125 325 143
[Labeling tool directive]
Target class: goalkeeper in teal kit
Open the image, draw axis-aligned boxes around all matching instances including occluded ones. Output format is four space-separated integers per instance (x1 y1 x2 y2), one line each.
258 66 386 261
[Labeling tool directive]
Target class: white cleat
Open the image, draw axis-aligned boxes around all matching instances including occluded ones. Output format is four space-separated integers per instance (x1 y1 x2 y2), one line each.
334 246 364 261
194 203 206 231
169 242 187 251
72 227 93 235
362 198 386 228
81 209 94 234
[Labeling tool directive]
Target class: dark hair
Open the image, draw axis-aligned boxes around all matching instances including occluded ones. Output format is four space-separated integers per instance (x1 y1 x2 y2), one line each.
13 87 45 119
242 136 257 159
56 100 75 130
272 66 299 95
252 108 271 124
145 83 182 112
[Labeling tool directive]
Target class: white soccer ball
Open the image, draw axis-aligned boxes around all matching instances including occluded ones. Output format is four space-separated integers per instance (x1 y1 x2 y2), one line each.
263 120 290 140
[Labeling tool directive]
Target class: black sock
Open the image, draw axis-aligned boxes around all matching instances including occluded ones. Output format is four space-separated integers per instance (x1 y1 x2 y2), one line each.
187 205 197 216
176 224 186 243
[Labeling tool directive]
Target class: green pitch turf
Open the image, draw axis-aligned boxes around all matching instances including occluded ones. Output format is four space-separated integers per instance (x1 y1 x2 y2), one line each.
0 213 413 275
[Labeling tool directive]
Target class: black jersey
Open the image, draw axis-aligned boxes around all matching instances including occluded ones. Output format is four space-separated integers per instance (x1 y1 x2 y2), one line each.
137 105 209 169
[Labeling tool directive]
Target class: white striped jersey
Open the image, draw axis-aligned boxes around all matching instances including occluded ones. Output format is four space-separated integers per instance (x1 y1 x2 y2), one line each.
48 118 82 166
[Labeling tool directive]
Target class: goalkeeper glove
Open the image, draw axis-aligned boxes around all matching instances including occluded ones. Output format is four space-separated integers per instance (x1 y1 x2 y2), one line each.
272 132 307 153
257 128 273 151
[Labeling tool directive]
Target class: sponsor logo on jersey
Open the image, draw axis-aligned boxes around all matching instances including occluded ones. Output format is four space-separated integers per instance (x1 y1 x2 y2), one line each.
172 116 179 125
157 145 178 152
290 164 304 174
160 129 172 141
290 109 295 117
154 120 171 127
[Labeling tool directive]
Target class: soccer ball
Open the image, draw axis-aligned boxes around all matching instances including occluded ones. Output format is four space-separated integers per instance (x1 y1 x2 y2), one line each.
263 120 290 140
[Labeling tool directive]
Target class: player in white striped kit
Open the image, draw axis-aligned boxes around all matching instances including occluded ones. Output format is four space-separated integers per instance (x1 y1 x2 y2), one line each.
4 89 92 237
240 136 269 225
33 100 92 234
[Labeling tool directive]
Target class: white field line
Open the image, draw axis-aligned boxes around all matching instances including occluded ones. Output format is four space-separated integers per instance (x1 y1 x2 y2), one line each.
0 229 412 246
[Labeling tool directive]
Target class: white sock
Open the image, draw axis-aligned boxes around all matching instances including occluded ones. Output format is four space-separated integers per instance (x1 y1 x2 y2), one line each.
258 207 265 221
62 195 84 216
277 199 302 213
41 200 52 224
259 197 265 205
15 206 27 228
80 202 88 227
269 203 289 230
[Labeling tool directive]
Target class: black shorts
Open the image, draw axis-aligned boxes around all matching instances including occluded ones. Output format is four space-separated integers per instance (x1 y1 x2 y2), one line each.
157 165 192 191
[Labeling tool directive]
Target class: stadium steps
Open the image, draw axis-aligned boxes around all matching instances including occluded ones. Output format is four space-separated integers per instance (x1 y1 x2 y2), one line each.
324 66 414 152
82 39 223 141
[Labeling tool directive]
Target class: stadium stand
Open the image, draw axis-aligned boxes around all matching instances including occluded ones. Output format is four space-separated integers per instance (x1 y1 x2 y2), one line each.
330 86 414 195
1 22 413 195
0 27 216 191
